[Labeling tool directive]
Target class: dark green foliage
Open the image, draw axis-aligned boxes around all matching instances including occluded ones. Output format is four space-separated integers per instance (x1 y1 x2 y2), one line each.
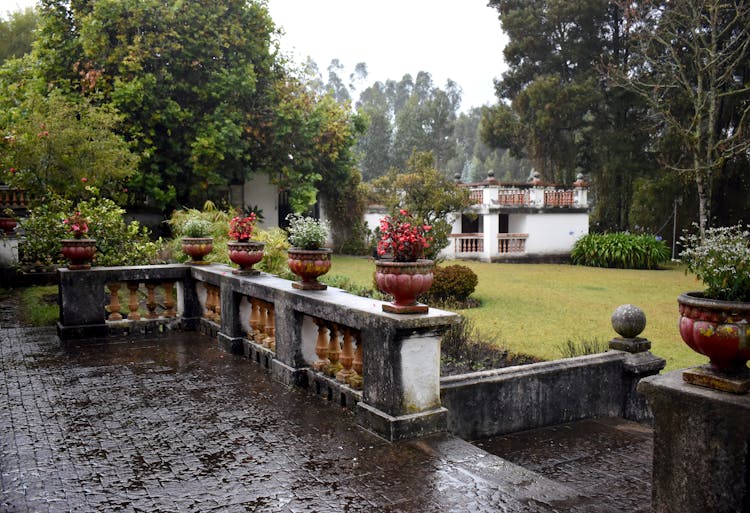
319 274 388 301
571 232 670 269
426 265 478 302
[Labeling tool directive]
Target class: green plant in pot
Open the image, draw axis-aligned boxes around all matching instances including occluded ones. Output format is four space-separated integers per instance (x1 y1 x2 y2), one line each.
286 214 332 290
180 218 214 264
678 224 750 393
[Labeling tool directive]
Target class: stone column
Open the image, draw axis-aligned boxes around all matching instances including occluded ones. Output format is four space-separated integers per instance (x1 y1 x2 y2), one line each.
639 372 750 512
357 324 450 441
608 304 666 422
217 282 244 354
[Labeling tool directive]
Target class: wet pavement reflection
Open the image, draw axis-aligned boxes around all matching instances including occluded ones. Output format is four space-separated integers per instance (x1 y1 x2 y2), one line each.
1 315 649 512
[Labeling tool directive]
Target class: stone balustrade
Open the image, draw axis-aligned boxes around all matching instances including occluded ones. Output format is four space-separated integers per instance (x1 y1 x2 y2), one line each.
450 233 484 254
58 263 459 441
497 233 529 254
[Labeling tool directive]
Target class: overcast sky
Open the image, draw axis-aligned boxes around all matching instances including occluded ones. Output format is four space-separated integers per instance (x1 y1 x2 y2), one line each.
1 0 507 110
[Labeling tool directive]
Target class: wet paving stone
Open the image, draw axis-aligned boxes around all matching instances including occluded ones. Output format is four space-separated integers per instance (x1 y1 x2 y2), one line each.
1 312 642 512
475 418 653 513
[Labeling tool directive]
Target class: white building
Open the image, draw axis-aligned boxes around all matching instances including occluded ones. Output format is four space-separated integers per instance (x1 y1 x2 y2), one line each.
443 171 589 262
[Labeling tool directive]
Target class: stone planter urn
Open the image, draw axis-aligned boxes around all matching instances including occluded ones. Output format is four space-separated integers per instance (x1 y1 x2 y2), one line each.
678 291 750 393
0 217 17 235
287 248 332 290
60 238 97 270
227 240 264 275
181 237 213 264
374 259 434 314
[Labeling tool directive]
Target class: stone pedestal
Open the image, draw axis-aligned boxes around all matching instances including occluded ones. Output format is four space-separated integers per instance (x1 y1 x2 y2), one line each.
638 371 750 513
0 238 18 267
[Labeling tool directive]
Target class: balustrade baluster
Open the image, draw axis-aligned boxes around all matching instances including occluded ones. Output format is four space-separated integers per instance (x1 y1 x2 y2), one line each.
325 323 343 376
336 328 355 383
213 286 221 323
145 283 158 319
127 282 141 320
348 333 363 389
313 318 330 371
203 285 215 320
248 298 260 339
163 282 176 318
263 303 276 351
107 283 123 321
255 302 268 343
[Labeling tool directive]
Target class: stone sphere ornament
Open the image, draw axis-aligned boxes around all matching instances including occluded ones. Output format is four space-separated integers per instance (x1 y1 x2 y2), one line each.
611 304 647 339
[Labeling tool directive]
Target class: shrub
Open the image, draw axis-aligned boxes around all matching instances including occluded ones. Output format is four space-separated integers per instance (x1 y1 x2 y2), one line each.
19 194 159 267
180 218 213 238
571 232 670 269
254 227 292 278
426 264 478 302
320 274 388 300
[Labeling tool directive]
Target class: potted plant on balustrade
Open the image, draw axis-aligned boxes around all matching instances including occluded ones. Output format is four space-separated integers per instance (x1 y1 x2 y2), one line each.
678 224 750 393
180 217 214 265
60 211 96 270
375 209 434 314
227 212 265 275
286 213 332 290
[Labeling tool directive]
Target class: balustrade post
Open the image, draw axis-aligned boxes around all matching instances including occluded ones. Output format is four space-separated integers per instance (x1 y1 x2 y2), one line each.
262 303 275 349
249 298 261 339
127 282 141 320
325 323 342 376
162 282 177 318
256 302 269 343
348 334 363 390
145 283 158 319
107 283 123 321
313 318 330 371
336 328 355 383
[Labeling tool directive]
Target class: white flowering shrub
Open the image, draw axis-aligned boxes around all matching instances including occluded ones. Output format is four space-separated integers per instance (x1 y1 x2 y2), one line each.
286 214 329 249
680 224 750 302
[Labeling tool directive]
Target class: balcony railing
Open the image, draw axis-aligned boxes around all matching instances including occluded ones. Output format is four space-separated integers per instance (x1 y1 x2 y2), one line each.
451 233 484 254
0 186 33 210
57 264 458 441
497 233 528 254
544 190 574 207
497 189 530 206
460 183 587 209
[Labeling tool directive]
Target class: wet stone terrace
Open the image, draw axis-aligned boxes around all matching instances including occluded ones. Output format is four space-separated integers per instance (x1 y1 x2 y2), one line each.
1 314 652 512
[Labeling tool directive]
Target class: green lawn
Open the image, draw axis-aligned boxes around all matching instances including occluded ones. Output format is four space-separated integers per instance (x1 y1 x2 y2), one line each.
330 255 705 372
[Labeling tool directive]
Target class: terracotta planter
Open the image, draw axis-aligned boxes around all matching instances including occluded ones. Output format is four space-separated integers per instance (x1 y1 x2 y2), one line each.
679 291 750 392
181 237 213 264
227 240 265 275
287 248 332 290
375 259 434 314
60 238 97 270
0 217 17 235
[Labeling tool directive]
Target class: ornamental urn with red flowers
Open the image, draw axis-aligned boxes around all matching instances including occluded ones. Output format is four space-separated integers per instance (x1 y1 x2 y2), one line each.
60 211 96 269
227 212 264 275
374 209 434 314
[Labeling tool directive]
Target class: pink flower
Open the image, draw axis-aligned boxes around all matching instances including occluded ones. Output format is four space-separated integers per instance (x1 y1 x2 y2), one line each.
80 177 88 183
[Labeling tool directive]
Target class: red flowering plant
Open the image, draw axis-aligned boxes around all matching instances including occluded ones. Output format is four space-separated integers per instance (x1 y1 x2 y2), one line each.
228 212 258 242
377 209 433 262
63 211 89 239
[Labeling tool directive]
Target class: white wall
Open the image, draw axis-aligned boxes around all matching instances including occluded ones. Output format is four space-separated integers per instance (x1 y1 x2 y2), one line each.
509 212 588 254
243 174 279 229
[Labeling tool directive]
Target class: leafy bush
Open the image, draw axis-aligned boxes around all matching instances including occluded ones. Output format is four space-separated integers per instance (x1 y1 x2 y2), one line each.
254 227 292 278
77 197 161 266
426 265 478 302
18 194 159 267
180 218 213 238
571 232 670 269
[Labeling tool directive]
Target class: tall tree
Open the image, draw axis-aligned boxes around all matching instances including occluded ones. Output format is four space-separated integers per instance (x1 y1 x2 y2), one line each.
31 0 353 213
0 7 38 63
614 0 750 233
482 0 653 230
